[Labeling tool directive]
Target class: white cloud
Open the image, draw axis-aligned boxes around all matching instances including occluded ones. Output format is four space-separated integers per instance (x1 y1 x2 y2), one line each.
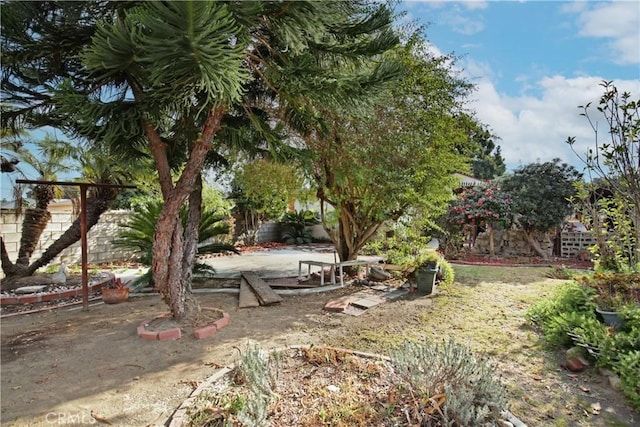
464 63 640 172
423 2 485 35
462 1 488 11
447 12 485 35
571 1 640 65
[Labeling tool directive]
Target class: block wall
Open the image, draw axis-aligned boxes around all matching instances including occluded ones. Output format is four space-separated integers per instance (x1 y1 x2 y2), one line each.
1 209 137 268
560 231 598 258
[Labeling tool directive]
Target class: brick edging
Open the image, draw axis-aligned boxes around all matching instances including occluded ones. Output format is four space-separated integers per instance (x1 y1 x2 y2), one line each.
137 307 230 341
0 273 115 306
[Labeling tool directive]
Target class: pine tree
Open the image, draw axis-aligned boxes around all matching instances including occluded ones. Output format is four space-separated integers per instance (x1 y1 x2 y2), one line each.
2 1 400 320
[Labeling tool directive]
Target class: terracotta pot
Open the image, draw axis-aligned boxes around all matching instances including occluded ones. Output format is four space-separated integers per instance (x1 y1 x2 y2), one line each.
102 287 130 304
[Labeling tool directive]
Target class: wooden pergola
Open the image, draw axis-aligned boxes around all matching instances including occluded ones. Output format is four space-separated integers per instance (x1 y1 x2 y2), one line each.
16 179 136 310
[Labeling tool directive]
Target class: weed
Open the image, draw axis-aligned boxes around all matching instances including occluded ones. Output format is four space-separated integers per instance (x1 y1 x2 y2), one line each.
545 266 574 280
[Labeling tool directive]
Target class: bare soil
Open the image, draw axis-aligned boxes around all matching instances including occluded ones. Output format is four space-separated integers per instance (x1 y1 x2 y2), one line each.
1 263 637 427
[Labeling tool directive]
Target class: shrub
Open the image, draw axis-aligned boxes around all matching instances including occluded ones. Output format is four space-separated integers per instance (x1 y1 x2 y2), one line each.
614 351 640 410
576 272 640 310
438 257 455 286
363 224 431 266
391 339 507 426
278 209 320 244
528 281 640 410
115 199 237 290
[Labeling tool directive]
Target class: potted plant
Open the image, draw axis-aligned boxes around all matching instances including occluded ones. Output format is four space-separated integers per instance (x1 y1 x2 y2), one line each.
102 278 131 304
412 252 442 295
578 272 640 329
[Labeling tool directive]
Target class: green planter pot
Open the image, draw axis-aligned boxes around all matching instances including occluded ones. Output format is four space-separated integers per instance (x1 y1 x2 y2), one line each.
595 307 625 329
416 263 438 295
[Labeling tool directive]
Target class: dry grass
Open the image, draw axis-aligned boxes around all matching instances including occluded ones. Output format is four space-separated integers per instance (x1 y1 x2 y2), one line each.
185 265 636 426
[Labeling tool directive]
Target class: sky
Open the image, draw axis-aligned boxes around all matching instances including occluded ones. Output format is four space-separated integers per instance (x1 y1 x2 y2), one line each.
2 1 639 200
402 0 640 172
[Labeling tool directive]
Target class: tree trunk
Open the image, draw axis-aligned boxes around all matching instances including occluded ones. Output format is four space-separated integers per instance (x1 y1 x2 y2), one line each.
523 230 548 259
182 174 203 293
9 183 56 269
1 237 22 277
146 108 225 321
488 228 495 256
16 208 52 266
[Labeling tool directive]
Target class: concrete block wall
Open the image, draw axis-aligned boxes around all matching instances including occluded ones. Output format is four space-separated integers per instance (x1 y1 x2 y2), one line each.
1 209 137 268
57 210 137 264
560 231 597 258
256 221 283 243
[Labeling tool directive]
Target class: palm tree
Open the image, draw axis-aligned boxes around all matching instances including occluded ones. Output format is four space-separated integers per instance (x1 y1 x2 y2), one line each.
114 199 238 291
0 134 73 281
0 141 145 290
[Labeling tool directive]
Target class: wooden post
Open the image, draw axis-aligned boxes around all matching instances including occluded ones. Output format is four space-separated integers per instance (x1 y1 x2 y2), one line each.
80 184 89 311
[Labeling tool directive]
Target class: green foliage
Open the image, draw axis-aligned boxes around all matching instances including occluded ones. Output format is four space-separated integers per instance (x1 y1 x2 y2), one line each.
614 351 640 410
364 222 432 266
526 281 597 346
115 199 237 288
576 272 640 310
307 31 472 262
84 2 247 111
279 210 320 227
233 159 311 221
279 209 320 244
280 228 314 245
566 81 640 266
500 159 582 234
446 184 512 232
528 281 640 410
438 258 456 286
391 339 507 426
455 114 506 180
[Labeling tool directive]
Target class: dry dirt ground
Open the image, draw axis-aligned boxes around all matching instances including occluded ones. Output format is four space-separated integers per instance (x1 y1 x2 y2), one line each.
1 265 638 426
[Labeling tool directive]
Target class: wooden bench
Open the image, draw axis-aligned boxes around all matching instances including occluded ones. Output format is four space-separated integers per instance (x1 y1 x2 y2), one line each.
298 259 375 287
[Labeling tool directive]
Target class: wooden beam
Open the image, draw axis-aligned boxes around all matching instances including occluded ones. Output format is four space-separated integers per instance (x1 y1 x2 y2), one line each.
238 277 260 309
241 271 283 305
267 282 319 289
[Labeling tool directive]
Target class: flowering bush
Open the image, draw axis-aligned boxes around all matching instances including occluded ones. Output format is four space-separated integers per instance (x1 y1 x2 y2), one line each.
447 185 511 232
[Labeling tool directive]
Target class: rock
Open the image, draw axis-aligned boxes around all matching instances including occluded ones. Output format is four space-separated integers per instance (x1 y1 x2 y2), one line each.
369 266 392 281
565 358 586 372
608 373 622 390
14 285 47 294
566 346 590 367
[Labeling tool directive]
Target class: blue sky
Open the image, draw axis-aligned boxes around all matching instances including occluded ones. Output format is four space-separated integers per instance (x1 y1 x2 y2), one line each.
403 0 640 171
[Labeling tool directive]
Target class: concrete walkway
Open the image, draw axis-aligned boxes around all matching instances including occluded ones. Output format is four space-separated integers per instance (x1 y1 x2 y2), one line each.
201 244 383 279
116 244 384 283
